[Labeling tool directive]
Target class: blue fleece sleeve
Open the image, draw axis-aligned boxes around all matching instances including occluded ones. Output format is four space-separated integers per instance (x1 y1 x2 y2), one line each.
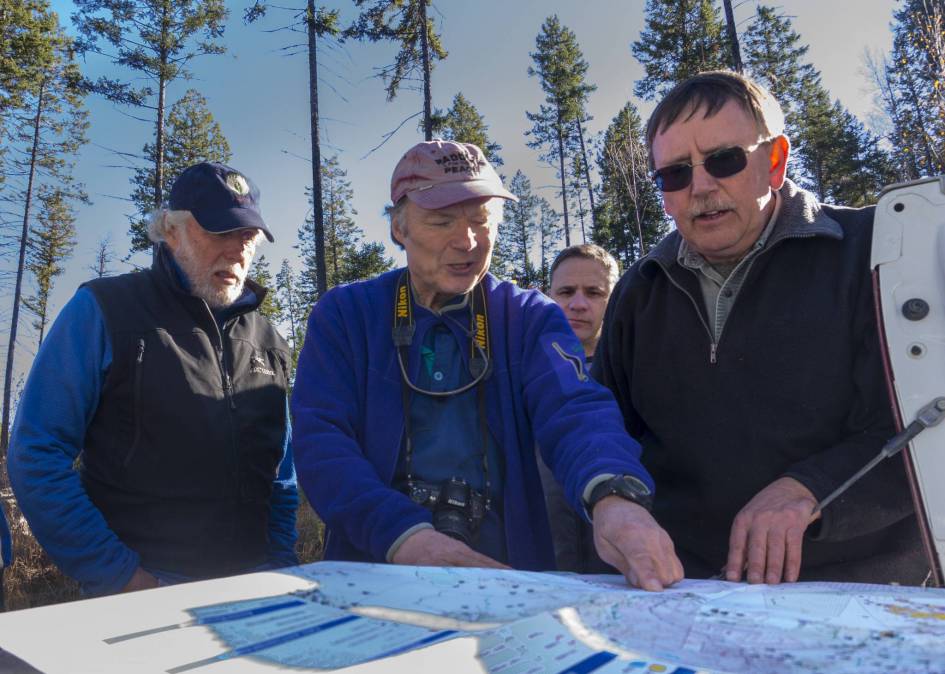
267 397 299 567
7 288 140 595
292 288 431 562
524 298 654 518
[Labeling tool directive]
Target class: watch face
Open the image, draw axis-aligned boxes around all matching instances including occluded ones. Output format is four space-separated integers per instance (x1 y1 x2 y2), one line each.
617 475 651 498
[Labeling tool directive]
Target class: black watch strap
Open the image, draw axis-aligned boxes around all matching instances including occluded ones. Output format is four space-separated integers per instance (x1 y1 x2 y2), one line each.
586 474 654 517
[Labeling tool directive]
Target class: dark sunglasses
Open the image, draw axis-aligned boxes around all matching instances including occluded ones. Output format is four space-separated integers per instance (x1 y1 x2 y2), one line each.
651 140 771 192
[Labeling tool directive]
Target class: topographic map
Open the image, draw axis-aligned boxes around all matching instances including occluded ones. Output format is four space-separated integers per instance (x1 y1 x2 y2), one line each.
109 562 945 673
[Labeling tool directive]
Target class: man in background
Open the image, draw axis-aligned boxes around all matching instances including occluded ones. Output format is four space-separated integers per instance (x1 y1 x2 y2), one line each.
540 244 621 572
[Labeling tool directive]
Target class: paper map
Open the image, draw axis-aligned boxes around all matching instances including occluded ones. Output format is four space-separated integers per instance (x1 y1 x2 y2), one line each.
105 562 945 673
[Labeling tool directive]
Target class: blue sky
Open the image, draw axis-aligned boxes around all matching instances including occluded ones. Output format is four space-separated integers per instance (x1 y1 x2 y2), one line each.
6 0 899 376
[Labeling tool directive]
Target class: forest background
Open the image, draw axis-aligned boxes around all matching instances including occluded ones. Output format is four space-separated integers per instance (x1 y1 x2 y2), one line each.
0 0 942 608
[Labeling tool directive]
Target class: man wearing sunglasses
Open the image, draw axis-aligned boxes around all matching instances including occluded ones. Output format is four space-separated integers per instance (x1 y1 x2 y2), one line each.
595 71 925 586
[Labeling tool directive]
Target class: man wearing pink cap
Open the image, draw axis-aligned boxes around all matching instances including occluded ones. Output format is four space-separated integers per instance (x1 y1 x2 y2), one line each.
292 140 682 590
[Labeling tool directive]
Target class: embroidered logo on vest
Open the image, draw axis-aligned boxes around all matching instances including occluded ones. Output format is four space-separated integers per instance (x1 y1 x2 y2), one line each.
250 354 275 377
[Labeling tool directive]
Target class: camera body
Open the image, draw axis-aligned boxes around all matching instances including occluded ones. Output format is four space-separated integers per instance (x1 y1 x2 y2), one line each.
407 477 487 545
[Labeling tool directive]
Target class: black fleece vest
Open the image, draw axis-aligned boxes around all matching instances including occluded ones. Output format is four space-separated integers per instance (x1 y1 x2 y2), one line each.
80 248 290 579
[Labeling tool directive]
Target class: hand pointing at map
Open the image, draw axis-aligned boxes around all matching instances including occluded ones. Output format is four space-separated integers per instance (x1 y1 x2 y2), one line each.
592 497 684 591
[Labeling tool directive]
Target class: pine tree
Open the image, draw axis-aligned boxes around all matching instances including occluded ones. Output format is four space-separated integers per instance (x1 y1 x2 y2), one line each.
346 0 447 141
251 254 282 323
297 155 393 304
276 259 306 369
1 7 88 449
501 171 539 287
22 188 77 346
594 101 668 268
743 5 896 204
632 0 727 101
72 0 228 214
526 16 596 247
430 92 503 164
0 0 58 188
245 1 341 301
870 0 945 178
536 198 562 290
127 89 231 255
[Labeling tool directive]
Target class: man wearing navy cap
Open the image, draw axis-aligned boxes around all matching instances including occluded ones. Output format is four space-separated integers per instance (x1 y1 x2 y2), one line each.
9 162 298 596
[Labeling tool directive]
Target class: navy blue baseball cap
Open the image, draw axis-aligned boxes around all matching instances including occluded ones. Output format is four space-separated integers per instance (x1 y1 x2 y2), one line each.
168 162 274 242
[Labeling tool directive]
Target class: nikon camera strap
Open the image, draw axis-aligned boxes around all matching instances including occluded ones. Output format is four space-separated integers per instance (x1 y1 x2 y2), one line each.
392 270 493 510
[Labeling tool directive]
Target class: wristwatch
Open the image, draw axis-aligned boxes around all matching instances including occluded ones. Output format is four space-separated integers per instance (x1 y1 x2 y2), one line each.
586 474 654 517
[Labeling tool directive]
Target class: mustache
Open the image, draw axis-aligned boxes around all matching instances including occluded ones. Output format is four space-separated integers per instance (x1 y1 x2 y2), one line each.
688 198 736 218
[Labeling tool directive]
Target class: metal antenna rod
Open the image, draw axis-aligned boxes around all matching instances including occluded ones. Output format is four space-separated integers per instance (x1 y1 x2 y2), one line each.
813 397 945 516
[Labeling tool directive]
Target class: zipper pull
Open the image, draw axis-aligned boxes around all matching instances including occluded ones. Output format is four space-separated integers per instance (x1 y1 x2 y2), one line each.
136 338 145 363
225 373 236 409
709 343 717 364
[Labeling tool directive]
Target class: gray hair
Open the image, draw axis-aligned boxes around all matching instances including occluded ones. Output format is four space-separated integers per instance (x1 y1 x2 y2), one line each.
147 209 192 243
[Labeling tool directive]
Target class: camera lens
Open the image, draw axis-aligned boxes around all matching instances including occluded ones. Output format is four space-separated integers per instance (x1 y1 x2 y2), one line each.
433 508 472 544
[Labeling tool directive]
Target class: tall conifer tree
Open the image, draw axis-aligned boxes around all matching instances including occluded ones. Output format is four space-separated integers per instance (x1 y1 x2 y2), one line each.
430 92 503 164
594 102 667 267
346 0 446 141
526 15 595 247
2 5 88 449
72 0 228 217
22 188 77 346
502 171 539 287
743 5 895 204
245 1 341 301
127 89 231 254
632 0 727 101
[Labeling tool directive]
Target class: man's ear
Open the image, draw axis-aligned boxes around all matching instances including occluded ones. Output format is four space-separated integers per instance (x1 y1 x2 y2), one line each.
768 135 790 190
163 213 181 253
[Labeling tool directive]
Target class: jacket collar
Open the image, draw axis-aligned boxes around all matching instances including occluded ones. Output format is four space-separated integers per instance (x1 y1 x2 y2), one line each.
641 179 843 278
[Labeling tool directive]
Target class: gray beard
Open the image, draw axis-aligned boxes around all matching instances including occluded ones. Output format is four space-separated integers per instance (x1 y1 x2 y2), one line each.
172 239 247 309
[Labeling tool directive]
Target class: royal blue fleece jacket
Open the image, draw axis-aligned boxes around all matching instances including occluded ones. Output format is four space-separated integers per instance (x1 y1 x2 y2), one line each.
8 287 298 596
291 269 654 570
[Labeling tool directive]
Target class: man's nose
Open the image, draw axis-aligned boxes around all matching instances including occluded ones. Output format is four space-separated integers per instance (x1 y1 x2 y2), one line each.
569 293 589 310
225 233 256 261
690 162 719 195
450 223 477 251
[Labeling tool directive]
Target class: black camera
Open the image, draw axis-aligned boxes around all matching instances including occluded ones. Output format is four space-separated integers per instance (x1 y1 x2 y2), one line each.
407 478 487 545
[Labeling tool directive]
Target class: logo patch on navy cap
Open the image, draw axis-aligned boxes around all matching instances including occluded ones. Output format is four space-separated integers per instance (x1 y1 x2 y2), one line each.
225 172 250 196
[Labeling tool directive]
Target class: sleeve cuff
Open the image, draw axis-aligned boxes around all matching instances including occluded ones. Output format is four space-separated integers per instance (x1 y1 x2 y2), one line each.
385 522 435 563
580 473 617 521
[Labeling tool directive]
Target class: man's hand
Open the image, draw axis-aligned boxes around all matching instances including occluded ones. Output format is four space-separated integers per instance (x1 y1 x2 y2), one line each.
592 497 683 591
725 477 820 584
121 567 159 593
391 528 510 569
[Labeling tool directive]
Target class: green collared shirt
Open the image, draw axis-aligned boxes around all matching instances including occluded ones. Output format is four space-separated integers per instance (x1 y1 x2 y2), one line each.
677 191 782 342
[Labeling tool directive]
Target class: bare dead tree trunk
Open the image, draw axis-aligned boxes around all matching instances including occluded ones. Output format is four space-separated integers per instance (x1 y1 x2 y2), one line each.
2 80 45 450
575 121 597 233
419 0 432 141
308 0 327 299
722 0 743 72
555 105 571 247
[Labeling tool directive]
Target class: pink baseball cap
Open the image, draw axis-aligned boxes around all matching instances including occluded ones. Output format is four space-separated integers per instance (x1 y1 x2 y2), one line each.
390 140 518 208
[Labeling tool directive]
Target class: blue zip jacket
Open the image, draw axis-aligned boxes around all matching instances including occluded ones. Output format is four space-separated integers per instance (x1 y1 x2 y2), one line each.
8 287 298 596
291 269 654 570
